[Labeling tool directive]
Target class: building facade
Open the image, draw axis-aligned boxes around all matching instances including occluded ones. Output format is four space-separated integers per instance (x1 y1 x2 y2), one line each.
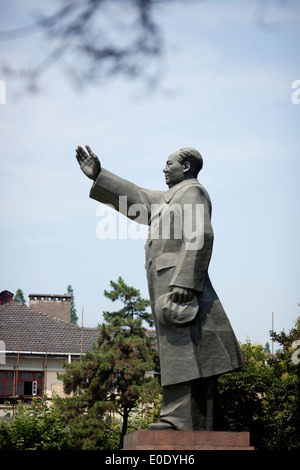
0 291 99 413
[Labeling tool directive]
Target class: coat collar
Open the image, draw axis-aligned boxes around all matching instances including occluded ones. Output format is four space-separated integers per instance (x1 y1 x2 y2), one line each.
163 178 200 203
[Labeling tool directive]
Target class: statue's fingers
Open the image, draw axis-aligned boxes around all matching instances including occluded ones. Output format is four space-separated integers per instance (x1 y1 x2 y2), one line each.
76 146 87 164
85 145 97 159
75 148 83 163
76 146 83 156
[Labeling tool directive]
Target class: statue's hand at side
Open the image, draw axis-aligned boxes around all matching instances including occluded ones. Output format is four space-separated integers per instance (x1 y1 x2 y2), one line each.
170 286 194 304
76 145 101 180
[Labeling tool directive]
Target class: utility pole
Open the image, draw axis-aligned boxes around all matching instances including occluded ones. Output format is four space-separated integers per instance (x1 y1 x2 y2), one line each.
272 312 274 355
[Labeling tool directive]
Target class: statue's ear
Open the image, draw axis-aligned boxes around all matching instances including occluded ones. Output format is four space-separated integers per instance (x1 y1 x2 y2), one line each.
183 161 190 173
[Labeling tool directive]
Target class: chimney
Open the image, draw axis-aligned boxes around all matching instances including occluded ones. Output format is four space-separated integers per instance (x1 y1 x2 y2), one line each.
28 294 72 322
0 290 14 305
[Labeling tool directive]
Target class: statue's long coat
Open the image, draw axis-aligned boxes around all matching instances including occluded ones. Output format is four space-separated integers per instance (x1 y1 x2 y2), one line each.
90 169 246 387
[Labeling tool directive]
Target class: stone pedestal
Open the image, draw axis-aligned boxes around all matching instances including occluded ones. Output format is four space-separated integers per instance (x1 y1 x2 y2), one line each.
123 429 254 450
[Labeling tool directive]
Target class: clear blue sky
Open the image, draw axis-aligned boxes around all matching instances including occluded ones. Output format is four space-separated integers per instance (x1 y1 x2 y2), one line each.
0 0 299 348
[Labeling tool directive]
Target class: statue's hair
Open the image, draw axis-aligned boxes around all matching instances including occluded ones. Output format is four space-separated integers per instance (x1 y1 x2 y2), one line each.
178 147 203 177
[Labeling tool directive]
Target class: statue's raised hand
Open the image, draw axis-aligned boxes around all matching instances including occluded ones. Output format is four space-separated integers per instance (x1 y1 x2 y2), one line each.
76 145 101 180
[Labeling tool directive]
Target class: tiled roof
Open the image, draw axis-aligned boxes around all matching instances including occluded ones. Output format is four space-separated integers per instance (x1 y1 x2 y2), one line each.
0 302 99 355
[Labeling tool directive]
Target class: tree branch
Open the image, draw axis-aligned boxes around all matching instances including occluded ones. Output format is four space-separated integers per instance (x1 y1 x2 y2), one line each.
0 0 164 92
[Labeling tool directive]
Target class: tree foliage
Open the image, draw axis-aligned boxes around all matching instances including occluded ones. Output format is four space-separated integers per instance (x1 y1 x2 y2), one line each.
103 276 153 326
262 317 300 450
217 317 300 450
0 0 294 94
0 395 74 450
65 284 78 324
216 341 269 447
58 277 161 449
101 402 161 450
0 0 164 92
13 288 26 305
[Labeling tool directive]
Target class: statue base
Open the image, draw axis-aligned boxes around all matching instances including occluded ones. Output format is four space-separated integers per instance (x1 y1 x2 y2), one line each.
123 429 254 450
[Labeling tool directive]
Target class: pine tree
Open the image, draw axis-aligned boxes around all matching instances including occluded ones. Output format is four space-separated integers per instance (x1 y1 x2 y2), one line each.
13 288 26 305
103 276 153 327
65 285 78 324
59 278 161 449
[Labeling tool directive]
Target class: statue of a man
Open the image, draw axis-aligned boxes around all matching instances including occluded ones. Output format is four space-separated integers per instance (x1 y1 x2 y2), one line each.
76 145 246 430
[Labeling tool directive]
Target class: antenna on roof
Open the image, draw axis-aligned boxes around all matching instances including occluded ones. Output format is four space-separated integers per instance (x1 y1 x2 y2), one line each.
80 307 84 359
45 348 48 396
272 312 274 355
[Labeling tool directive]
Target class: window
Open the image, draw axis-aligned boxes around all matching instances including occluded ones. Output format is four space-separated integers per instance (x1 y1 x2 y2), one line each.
21 372 32 380
0 371 44 397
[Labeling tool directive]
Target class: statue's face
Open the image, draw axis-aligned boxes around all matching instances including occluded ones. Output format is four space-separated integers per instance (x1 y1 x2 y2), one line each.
163 151 187 188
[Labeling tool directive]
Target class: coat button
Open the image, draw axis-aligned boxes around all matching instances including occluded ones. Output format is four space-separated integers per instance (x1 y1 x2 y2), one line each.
148 239 152 246
148 258 152 266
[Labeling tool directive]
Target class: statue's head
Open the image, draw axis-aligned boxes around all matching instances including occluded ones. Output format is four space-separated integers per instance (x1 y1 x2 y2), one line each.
163 147 203 188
